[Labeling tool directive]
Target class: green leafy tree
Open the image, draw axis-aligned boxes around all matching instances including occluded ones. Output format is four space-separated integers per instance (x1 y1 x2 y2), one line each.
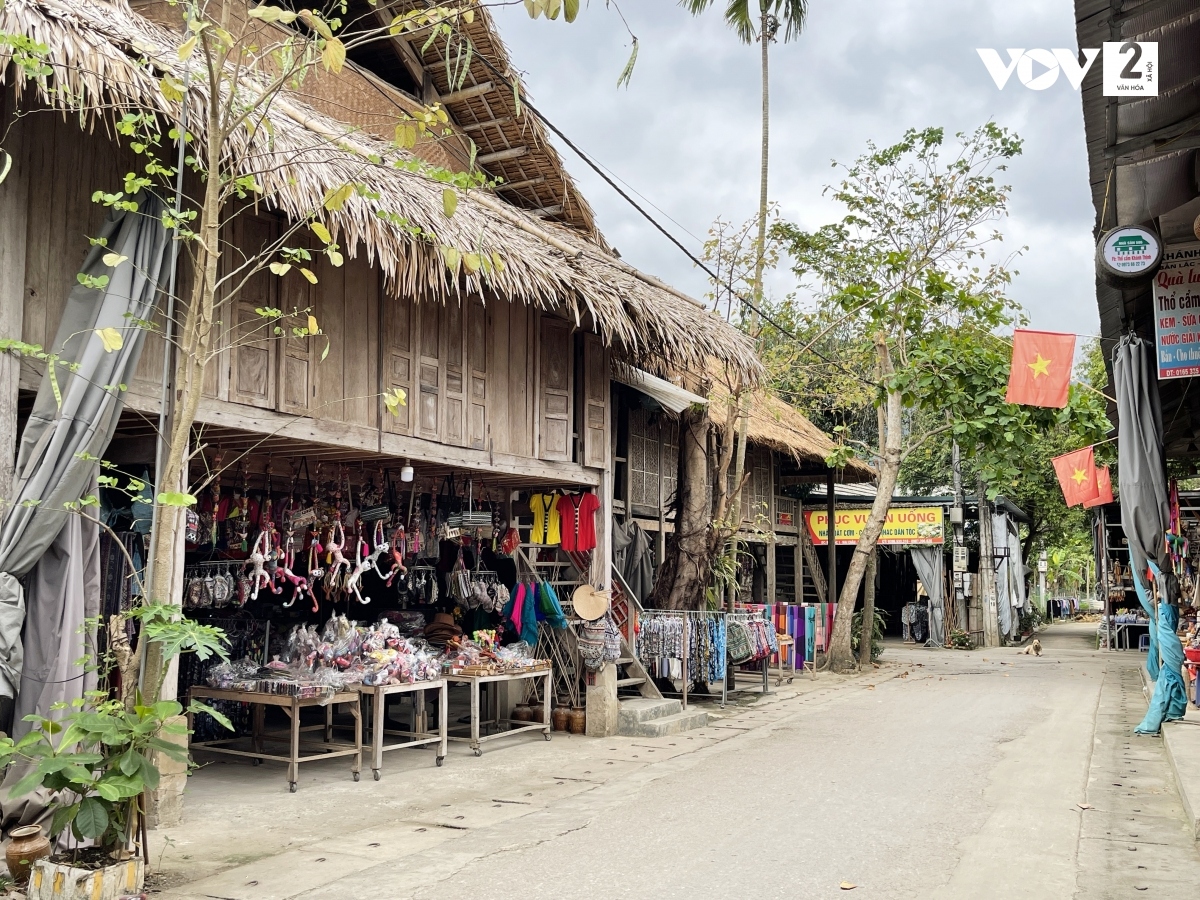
680 1 809 605
773 124 1105 671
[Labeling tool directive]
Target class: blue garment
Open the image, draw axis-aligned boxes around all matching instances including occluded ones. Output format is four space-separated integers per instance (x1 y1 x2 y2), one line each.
538 582 568 630
1135 561 1188 735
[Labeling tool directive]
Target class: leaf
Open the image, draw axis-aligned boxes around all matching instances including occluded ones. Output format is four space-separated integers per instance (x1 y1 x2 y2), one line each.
300 268 318 284
159 75 184 103
156 490 198 507
311 222 332 244
188 701 233 732
840 883 857 891
616 37 639 89
440 245 460 271
523 0 538 17
94 327 124 352
563 0 579 22
1078 803 1094 810
74 797 109 839
307 315 320 335
50 803 78 838
463 252 481 274
323 183 354 211
299 9 335 40
383 387 407 416
326 248 343 267
177 35 197 61
442 188 458 218
320 339 330 362
269 261 291 276
101 252 127 267
321 37 346 74
248 5 297 23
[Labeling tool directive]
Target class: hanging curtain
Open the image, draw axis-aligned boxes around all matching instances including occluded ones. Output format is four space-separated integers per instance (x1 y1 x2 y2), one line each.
992 514 1014 638
0 198 170 698
1114 333 1187 733
910 546 945 645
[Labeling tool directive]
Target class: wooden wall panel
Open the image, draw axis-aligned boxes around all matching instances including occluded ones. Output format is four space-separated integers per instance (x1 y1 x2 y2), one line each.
229 216 277 410
342 256 377 428
538 313 572 461
417 302 441 439
313 250 346 422
467 297 489 451
582 333 608 469
277 262 314 416
382 291 414 435
487 299 510 453
444 299 464 445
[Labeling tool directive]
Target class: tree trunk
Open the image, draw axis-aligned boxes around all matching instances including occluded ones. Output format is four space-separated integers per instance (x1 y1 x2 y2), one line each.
826 335 902 673
978 481 1001 647
648 405 718 610
859 549 876 668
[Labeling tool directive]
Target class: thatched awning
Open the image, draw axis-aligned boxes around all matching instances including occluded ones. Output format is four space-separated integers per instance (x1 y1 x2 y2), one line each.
0 0 761 383
708 378 875 482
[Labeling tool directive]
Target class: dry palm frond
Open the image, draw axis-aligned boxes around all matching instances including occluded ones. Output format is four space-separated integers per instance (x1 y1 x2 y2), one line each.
0 0 762 382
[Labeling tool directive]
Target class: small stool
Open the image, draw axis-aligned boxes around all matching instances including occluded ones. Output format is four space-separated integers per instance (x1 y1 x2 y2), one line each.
1139 634 1150 652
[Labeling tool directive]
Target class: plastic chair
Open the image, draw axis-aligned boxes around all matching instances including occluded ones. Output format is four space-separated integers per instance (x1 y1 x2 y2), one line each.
1139 634 1150 652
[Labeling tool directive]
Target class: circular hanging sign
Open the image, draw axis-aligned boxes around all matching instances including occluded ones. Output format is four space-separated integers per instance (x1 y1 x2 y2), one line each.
1096 225 1163 285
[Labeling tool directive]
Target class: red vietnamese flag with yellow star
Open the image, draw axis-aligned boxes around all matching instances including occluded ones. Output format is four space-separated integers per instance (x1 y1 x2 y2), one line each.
1084 466 1114 509
1005 329 1076 408
1052 446 1101 507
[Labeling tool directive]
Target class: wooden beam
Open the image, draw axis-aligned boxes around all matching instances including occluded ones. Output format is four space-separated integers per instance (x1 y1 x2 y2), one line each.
463 117 514 132
476 146 527 166
1105 109 1200 159
441 82 495 104
496 176 546 193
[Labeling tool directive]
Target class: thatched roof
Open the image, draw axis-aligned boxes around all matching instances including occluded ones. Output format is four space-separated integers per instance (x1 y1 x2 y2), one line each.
343 0 598 234
0 0 761 382
707 377 875 482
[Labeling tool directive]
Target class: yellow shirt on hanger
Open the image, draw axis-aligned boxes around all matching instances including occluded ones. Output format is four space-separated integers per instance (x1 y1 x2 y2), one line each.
529 492 562 545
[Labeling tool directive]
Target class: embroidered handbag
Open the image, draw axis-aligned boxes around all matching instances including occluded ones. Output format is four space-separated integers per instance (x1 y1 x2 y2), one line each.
727 620 754 664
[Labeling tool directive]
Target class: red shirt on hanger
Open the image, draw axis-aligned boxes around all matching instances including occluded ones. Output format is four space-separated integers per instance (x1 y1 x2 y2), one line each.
557 492 600 552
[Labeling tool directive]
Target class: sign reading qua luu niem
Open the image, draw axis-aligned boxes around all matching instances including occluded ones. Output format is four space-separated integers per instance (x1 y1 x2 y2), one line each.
1153 242 1200 379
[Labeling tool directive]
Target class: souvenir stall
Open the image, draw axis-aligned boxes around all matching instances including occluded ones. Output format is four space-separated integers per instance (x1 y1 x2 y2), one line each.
165 448 611 778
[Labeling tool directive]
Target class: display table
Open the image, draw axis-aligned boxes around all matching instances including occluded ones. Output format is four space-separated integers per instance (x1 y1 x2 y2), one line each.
1113 621 1150 650
772 634 797 686
188 686 362 792
357 679 448 779
445 669 552 756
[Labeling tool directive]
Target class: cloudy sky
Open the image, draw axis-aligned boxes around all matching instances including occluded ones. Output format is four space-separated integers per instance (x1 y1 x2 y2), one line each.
489 0 1099 335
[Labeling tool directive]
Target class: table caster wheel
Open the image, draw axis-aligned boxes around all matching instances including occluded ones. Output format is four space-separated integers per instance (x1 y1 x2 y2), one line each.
436 756 445 767
353 771 361 782
473 748 482 757
544 732 552 741
373 770 381 781
289 782 297 793
252 759 261 767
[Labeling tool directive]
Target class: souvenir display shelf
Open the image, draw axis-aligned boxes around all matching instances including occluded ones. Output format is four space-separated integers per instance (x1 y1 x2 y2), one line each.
187 686 362 792
357 679 448 779
445 668 553 756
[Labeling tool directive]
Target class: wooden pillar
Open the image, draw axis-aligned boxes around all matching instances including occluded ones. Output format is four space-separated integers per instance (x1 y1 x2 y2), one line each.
655 422 666 569
765 455 776 603
826 470 837 607
794 497 804 604
0 86 28 504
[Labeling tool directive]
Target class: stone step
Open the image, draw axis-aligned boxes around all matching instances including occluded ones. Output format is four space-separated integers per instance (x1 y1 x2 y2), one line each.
620 708 708 738
617 697 681 729
616 676 646 689
616 657 635 665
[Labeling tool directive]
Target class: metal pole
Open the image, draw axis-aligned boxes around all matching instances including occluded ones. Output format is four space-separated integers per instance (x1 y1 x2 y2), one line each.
681 613 689 711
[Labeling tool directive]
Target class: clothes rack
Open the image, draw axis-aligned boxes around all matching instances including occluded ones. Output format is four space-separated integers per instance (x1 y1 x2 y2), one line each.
636 610 727 709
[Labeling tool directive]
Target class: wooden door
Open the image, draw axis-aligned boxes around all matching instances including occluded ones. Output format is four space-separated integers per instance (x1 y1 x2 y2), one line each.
467 297 489 450
277 255 313 415
444 300 465 445
416 302 441 439
382 294 414 434
538 314 572 461
230 216 277 409
581 333 608 468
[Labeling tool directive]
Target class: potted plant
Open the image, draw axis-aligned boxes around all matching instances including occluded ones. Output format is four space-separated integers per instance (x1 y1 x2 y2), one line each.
0 604 229 898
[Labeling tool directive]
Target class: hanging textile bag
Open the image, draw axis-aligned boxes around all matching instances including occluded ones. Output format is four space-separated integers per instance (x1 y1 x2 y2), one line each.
727 620 754 663
578 618 607 671
449 549 472 604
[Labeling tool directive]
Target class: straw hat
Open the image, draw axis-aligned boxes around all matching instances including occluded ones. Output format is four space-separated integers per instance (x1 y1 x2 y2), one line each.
572 585 611 622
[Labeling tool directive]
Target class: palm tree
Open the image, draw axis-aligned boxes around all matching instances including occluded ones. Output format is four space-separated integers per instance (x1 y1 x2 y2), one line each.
681 0 808 608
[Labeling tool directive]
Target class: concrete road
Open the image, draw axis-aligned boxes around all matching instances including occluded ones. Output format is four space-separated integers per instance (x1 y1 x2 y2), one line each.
158 623 1200 900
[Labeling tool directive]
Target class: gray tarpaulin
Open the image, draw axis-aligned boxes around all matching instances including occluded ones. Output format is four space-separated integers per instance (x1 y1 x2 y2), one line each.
0 199 169 697
1114 333 1187 733
993 513 1014 639
910 547 945 645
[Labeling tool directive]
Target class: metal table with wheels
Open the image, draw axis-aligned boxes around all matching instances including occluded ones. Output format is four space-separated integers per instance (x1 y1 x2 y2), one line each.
445 668 552 756
187 686 362 793
357 679 448 779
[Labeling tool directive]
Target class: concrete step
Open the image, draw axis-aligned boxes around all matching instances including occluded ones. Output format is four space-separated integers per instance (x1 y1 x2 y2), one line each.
620 707 708 738
616 676 646 689
616 657 635 665
617 697 681 731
